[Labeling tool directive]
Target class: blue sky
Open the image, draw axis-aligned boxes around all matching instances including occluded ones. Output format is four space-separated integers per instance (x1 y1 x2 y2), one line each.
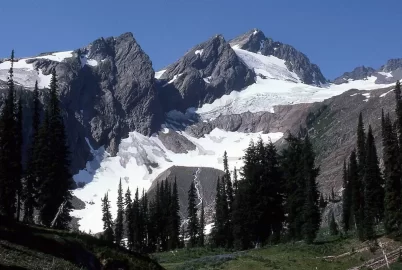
1 0 401 79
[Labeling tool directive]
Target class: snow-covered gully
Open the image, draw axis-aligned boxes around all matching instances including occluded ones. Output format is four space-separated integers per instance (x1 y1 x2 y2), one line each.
193 168 203 208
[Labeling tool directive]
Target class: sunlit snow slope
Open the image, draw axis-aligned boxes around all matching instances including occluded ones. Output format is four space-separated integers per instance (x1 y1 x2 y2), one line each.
195 48 394 119
72 129 283 233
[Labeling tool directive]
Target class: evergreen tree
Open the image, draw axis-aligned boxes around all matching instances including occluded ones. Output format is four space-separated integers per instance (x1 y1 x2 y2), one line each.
282 134 305 240
394 81 402 163
187 182 199 247
382 113 401 233
233 167 238 192
0 50 18 218
169 178 180 250
124 187 134 250
329 212 339 236
355 114 367 239
15 96 23 221
363 126 383 240
232 139 284 248
348 150 360 233
37 70 73 229
101 193 114 242
23 81 40 223
223 151 234 247
342 159 352 232
265 141 285 244
199 201 205 247
301 135 321 244
133 188 141 251
232 179 250 250
212 177 226 247
115 178 124 246
223 151 234 211
140 189 149 251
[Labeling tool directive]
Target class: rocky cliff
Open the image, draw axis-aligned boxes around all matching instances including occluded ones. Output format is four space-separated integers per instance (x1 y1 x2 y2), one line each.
157 35 255 112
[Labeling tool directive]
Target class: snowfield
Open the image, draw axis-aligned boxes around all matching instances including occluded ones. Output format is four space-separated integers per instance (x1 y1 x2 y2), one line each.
194 49 394 120
72 129 283 233
233 48 301 83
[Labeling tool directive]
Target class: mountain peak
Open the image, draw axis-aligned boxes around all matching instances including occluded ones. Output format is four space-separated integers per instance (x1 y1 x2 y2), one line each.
380 58 402 72
229 30 326 85
333 66 376 84
229 28 266 51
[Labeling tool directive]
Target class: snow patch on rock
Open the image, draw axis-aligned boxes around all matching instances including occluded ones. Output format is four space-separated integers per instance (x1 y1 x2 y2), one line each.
195 49 204 56
155 69 166 79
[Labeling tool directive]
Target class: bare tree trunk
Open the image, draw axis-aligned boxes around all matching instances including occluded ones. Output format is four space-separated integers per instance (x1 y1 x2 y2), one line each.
51 201 67 228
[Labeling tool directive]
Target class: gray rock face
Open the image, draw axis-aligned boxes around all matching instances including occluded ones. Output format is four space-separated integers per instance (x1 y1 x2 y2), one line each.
306 85 395 196
158 129 196 153
5 33 164 173
185 104 312 138
333 66 376 84
229 29 327 86
380 58 402 72
158 35 255 112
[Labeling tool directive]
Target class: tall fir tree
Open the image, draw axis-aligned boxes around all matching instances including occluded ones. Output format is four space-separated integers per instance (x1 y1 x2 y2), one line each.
37 70 73 229
141 189 149 251
132 188 141 251
282 134 305 240
101 193 114 242
394 80 402 164
363 125 383 240
124 187 134 250
342 159 352 232
115 178 124 246
15 96 23 221
301 135 321 244
0 50 18 219
187 181 199 247
233 167 238 192
355 113 367 239
223 151 234 211
382 113 401 233
348 150 360 232
23 81 40 223
232 139 284 249
222 151 234 247
212 177 225 247
169 178 180 250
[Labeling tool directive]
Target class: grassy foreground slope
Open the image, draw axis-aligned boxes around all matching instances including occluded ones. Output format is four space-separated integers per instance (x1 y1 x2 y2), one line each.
153 234 402 270
0 219 163 270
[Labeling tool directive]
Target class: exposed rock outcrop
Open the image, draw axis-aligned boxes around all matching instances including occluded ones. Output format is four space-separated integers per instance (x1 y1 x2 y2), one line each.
157 35 255 112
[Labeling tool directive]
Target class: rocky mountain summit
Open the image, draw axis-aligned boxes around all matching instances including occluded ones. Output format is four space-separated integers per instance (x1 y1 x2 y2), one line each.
157 34 255 112
229 29 327 85
333 66 376 84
